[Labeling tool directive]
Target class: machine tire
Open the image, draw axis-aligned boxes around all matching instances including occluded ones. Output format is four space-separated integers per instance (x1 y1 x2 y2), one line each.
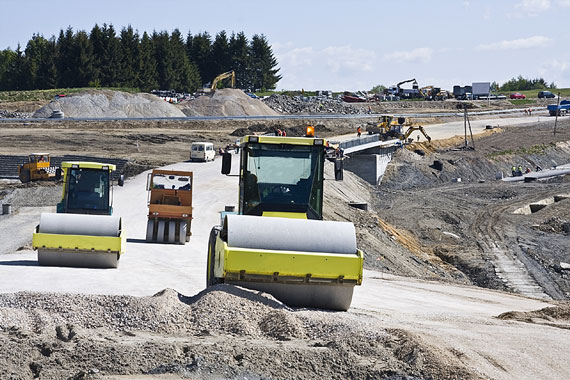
20 169 30 183
207 226 222 287
178 221 188 244
157 221 165 243
146 220 154 242
168 221 176 243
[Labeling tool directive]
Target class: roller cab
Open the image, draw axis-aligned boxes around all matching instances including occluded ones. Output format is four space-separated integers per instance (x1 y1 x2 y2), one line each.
208 134 363 311
33 162 125 268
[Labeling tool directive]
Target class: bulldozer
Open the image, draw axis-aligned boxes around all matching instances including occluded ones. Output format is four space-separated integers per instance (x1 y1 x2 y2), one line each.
367 115 431 143
207 130 364 311
32 162 125 268
18 153 61 183
145 169 193 244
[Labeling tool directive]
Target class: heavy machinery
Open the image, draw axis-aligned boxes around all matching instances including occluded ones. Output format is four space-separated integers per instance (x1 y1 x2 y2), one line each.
207 130 364 311
367 116 431 143
145 169 193 244
18 153 61 183
32 162 125 268
210 70 235 92
387 78 420 99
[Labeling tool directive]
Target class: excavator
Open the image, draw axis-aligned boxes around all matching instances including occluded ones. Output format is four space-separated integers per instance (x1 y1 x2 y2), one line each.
32 162 125 268
210 70 236 92
207 128 364 311
367 115 431 143
387 78 420 99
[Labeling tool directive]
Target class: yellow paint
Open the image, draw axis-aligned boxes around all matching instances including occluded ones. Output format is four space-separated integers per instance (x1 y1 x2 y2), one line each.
241 135 328 146
261 211 307 219
217 240 363 284
32 230 125 255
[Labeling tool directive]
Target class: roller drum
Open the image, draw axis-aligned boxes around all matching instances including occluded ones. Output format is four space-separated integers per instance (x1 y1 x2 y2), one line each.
38 213 121 237
225 214 356 254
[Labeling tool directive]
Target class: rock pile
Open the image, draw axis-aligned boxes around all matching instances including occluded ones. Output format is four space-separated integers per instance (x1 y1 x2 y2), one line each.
0 109 32 118
263 94 362 115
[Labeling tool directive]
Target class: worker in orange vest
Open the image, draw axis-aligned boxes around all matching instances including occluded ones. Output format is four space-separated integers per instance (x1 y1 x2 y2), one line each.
357 126 362 137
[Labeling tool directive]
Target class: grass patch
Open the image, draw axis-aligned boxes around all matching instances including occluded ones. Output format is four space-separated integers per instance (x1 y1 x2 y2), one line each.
499 88 570 99
0 87 140 102
508 99 536 105
486 143 555 158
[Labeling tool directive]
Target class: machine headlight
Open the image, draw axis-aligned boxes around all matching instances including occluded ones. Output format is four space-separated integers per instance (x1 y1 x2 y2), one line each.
249 136 259 143
314 139 324 146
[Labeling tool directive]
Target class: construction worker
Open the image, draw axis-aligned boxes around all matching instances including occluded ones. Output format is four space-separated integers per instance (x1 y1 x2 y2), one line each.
277 129 283 136
357 126 362 138
282 130 287 137
511 166 516 177
517 165 523 176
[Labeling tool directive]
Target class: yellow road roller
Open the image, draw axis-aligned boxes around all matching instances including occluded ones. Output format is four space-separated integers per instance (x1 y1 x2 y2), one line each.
32 162 125 268
207 132 364 311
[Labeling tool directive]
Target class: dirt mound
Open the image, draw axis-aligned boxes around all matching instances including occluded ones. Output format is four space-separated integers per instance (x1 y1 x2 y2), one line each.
32 90 186 118
181 89 279 117
498 303 570 329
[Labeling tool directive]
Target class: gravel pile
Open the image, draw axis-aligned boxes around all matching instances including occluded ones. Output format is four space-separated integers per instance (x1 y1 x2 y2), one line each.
263 94 362 114
180 89 279 117
0 109 33 119
32 90 186 118
0 286 480 380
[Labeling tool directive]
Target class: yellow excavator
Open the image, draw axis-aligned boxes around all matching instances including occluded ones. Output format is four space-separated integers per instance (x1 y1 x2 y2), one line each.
207 129 364 311
367 115 431 143
32 162 125 268
210 70 235 91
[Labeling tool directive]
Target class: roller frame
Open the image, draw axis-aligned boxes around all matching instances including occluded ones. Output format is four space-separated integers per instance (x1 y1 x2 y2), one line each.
208 228 363 310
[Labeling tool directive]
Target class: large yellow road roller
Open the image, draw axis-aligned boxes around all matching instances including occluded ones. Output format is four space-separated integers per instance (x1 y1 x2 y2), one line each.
207 132 364 311
32 162 125 268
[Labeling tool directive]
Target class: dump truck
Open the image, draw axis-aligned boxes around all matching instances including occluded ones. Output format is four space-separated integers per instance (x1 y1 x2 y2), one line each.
18 153 61 183
32 162 125 268
145 169 193 244
207 130 364 311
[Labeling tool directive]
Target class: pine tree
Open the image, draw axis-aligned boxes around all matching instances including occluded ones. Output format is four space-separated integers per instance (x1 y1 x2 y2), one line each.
229 32 250 89
210 31 231 87
152 31 175 90
89 24 104 85
190 32 212 85
73 30 94 87
36 37 57 89
119 25 140 88
56 27 76 87
0 49 17 90
249 34 281 91
170 29 200 92
138 31 158 91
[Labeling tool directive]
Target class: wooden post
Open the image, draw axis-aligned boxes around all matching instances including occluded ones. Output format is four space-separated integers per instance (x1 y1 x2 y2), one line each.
554 92 561 136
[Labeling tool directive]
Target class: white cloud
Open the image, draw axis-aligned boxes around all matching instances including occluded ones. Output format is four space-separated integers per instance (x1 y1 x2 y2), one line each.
558 0 570 6
476 36 551 51
383 47 433 63
273 44 376 91
515 0 551 14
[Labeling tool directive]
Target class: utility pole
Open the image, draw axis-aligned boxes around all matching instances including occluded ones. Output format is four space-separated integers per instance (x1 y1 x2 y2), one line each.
464 105 475 150
554 92 561 136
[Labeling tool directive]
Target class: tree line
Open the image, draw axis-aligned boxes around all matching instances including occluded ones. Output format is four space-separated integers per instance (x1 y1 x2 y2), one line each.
492 76 556 92
0 25 282 93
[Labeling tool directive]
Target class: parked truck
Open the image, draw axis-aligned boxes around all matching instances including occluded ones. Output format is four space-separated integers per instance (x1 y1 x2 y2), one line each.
547 100 570 116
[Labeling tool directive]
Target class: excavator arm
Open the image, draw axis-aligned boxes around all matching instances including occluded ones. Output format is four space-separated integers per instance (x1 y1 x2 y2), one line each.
404 126 432 142
211 70 236 91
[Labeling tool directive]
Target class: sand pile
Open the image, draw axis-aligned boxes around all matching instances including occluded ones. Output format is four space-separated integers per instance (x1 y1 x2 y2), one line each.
181 88 279 117
33 90 186 118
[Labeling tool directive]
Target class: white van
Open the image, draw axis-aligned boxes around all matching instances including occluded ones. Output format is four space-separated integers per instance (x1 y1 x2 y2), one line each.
190 142 215 162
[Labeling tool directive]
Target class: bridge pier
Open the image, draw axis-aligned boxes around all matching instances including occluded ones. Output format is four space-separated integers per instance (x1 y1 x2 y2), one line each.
344 148 396 185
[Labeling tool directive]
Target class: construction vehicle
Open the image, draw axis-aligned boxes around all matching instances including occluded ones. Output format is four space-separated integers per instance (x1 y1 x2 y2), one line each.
207 129 364 311
367 116 431 143
18 153 62 183
145 169 193 244
210 70 235 92
387 78 420 99
32 162 125 268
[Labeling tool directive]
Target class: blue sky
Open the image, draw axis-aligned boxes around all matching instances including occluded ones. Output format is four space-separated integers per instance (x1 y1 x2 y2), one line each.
2 0 569 91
